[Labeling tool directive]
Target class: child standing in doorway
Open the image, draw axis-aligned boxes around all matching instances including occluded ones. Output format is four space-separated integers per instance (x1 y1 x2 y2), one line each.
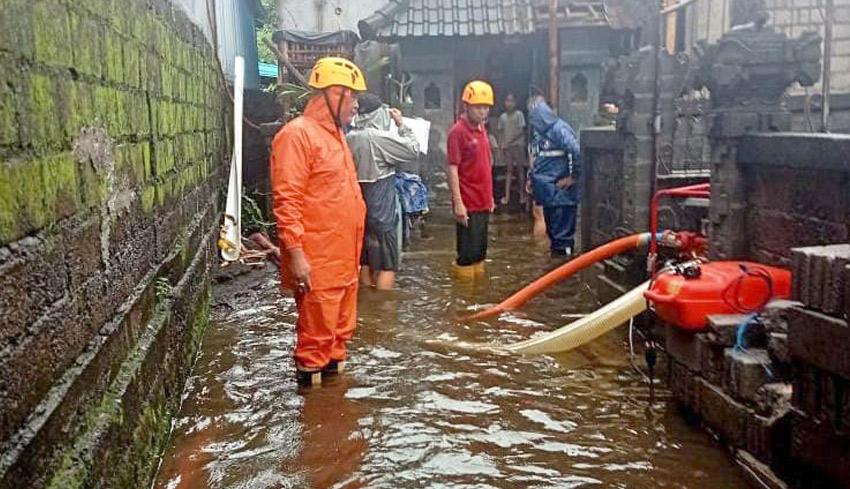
497 93 527 206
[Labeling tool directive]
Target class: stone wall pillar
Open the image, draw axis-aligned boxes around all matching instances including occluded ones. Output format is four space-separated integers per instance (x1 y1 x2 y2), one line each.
701 26 821 260
612 51 657 234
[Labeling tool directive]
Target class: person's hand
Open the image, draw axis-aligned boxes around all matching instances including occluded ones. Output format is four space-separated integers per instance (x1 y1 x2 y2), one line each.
389 108 404 128
525 180 533 195
556 176 576 189
287 248 312 293
454 199 469 226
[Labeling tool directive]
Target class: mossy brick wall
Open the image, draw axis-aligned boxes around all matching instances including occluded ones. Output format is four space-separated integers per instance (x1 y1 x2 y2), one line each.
0 0 229 487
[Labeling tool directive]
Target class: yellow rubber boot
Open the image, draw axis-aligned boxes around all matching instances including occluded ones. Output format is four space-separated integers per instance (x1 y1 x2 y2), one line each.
452 262 477 280
473 261 486 277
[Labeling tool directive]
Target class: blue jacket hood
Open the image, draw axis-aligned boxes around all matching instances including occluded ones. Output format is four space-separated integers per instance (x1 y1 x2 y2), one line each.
528 99 560 134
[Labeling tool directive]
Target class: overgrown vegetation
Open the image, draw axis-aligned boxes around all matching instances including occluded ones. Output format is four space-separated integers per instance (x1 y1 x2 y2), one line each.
256 0 276 65
155 277 174 301
242 191 276 235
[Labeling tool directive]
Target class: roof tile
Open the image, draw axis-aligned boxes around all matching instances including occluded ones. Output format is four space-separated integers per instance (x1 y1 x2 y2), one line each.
369 0 612 39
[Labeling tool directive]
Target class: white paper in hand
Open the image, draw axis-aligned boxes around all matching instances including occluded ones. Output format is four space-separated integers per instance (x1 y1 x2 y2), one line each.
392 117 431 155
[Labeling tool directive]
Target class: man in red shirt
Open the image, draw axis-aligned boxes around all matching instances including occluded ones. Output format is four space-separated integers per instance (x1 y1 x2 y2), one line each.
447 80 495 278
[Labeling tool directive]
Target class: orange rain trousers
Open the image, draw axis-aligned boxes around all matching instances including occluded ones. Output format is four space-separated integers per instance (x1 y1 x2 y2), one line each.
270 93 366 371
294 283 358 368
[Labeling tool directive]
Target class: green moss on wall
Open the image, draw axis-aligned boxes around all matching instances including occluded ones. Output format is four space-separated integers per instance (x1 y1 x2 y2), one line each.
0 58 17 147
104 31 125 85
28 74 62 148
32 0 71 68
42 152 81 221
69 10 104 79
0 151 79 241
44 394 123 489
67 81 96 139
182 287 211 371
140 185 156 214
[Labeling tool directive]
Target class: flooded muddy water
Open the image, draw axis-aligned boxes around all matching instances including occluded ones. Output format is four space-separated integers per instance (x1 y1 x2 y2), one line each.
153 213 751 489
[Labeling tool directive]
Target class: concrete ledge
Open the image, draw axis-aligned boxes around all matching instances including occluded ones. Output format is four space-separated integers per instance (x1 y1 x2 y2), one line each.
739 133 850 172
580 126 623 151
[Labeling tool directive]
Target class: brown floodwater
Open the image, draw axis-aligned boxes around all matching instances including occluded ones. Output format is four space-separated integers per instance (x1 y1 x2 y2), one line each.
153 213 751 489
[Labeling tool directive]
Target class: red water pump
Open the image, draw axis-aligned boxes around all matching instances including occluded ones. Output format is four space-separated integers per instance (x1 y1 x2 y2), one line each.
644 261 792 331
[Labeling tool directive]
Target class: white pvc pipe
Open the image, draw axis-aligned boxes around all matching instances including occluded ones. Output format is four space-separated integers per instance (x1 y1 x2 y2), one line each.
221 56 245 262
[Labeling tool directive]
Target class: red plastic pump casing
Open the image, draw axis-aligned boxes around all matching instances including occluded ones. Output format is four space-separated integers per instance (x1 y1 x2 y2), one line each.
644 261 792 331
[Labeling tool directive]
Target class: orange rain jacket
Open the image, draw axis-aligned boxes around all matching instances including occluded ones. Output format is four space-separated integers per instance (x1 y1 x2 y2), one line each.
270 95 366 291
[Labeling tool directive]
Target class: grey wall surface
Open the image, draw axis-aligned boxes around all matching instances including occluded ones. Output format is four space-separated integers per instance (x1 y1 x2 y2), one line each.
278 0 386 33
0 0 229 487
214 0 262 89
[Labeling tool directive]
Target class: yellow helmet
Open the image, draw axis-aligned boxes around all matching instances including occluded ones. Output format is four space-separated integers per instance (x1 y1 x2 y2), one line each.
461 80 494 106
308 56 367 92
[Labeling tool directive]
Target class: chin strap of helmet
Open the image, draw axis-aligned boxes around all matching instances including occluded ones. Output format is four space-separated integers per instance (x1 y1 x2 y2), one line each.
322 87 349 128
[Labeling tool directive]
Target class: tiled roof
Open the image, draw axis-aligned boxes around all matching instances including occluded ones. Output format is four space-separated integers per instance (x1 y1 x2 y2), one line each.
358 1 635 40
359 0 537 40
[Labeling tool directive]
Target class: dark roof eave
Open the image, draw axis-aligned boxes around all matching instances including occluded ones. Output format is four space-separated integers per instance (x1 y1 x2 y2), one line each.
372 31 541 43
359 0 409 41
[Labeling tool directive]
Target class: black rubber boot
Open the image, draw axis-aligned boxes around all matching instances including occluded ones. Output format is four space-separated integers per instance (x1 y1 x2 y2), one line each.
322 360 346 376
295 368 322 386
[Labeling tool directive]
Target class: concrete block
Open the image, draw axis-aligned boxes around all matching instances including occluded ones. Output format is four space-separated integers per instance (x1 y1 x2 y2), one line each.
669 359 700 412
665 324 703 372
726 348 774 404
791 244 850 316
791 412 850 488
789 306 850 379
767 332 790 370
698 378 749 447
761 299 802 334
820 372 850 431
746 409 791 466
736 450 790 489
707 314 752 347
756 382 793 417
792 363 823 417
699 333 726 384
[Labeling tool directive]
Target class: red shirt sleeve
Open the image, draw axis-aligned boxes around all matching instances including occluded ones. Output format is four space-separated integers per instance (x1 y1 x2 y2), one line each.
447 127 463 167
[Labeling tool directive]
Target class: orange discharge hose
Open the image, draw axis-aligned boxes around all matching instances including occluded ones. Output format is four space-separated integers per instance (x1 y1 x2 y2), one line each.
464 233 651 322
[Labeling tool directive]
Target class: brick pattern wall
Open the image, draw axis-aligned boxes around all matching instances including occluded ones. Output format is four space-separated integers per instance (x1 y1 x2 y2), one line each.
0 0 228 487
766 0 850 93
710 133 850 266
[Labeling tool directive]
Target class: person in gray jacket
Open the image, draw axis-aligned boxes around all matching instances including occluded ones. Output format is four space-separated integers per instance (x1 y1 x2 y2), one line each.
346 93 420 290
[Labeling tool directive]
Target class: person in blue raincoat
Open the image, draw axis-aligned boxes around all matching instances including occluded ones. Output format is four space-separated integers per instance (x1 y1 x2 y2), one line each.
527 93 581 257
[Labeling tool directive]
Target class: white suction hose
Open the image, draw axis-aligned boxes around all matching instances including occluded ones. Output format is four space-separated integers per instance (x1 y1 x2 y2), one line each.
505 281 650 355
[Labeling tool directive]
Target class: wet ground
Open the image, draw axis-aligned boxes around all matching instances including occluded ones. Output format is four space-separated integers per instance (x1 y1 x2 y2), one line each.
153 213 751 489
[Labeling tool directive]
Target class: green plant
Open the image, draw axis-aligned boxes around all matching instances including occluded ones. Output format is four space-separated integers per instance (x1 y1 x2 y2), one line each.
255 0 277 64
242 191 275 235
155 277 173 301
274 82 312 114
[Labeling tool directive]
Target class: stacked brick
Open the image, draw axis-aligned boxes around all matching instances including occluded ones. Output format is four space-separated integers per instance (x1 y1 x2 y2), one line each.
664 302 796 471
788 244 850 487
0 0 228 488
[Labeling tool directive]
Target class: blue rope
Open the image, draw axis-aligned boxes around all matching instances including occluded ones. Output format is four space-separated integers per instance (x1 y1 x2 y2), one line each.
733 313 774 380
733 314 757 353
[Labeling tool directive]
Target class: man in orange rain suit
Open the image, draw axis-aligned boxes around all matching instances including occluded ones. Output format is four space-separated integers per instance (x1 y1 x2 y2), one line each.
270 57 367 385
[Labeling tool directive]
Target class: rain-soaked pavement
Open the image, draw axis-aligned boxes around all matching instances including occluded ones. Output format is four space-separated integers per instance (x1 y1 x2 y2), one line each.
153 212 751 489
